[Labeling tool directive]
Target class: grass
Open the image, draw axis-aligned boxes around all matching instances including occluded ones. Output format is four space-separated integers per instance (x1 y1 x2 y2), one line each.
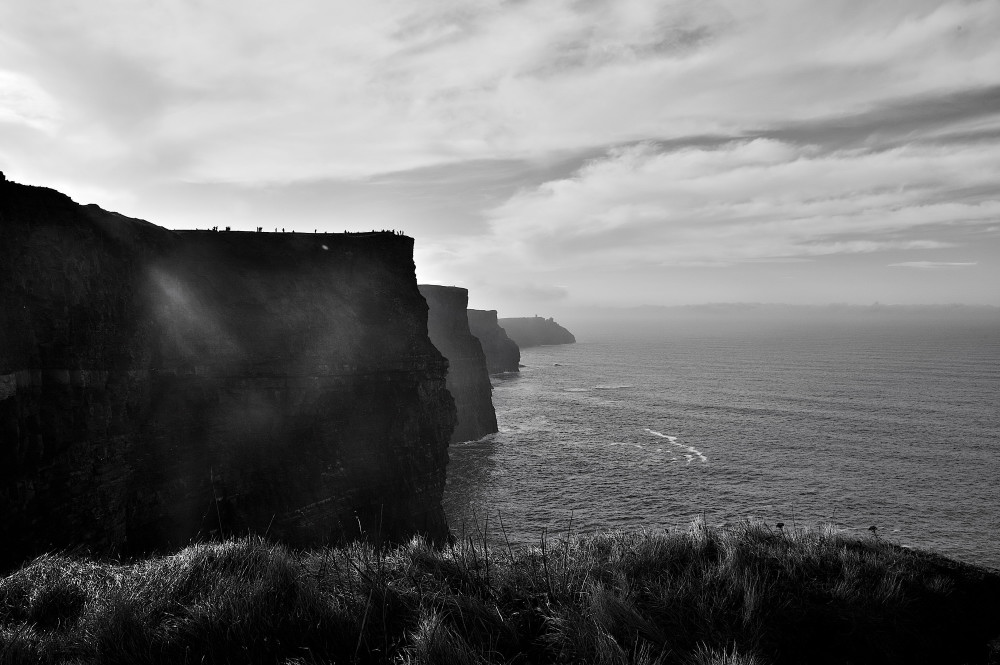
1 520 998 664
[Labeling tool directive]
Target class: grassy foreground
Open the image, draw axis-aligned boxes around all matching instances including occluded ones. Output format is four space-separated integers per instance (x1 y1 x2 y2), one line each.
1 521 998 665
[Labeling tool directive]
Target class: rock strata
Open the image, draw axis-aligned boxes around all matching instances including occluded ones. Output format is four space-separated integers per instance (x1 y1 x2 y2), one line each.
0 177 455 569
467 310 520 374
498 316 576 348
419 286 498 443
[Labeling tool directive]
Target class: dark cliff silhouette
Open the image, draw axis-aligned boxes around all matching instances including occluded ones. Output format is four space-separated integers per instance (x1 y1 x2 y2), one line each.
0 176 455 569
498 316 576 348
419 286 498 443
467 309 520 374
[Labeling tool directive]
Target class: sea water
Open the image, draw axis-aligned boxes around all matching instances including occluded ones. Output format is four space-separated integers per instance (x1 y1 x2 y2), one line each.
443 314 1000 569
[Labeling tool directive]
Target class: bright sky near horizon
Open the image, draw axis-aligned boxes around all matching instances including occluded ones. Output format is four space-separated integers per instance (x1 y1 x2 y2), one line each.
1 0 998 314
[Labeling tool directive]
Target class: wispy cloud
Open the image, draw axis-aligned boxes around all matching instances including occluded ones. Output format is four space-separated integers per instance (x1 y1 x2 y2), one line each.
448 138 1000 268
888 261 978 269
2 0 999 184
0 70 59 132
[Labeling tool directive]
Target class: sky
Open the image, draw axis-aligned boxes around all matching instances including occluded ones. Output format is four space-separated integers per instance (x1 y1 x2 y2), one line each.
1 0 999 315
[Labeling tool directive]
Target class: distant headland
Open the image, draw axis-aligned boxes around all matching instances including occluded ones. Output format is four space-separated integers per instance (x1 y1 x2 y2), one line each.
498 316 576 348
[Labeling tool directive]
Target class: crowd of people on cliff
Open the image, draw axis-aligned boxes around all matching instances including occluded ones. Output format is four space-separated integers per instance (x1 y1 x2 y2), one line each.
200 226 405 235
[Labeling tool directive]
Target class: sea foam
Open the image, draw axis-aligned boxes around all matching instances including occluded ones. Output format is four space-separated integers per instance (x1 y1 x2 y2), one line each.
645 428 708 464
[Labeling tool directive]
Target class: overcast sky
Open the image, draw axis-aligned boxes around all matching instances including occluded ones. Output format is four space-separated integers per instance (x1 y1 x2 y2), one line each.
2 0 998 314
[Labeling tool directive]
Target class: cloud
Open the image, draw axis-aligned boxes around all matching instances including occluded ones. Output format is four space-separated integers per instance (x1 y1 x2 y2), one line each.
888 261 978 269
2 0 999 185
494 282 570 302
0 70 59 132
764 85 1000 151
458 137 999 273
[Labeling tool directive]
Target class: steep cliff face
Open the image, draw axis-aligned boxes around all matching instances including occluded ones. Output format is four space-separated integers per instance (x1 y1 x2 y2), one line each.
0 182 171 567
498 317 576 348
0 177 455 569
467 309 520 374
419 286 497 443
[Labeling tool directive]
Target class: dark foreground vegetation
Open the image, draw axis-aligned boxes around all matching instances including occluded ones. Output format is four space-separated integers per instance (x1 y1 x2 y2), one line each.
1 521 998 665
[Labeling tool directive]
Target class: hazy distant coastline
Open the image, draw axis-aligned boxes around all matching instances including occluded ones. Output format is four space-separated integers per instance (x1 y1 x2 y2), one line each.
539 303 1000 341
556 302 1000 321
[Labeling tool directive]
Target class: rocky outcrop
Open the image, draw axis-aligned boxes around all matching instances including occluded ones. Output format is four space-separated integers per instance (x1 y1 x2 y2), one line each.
467 310 520 374
498 316 576 348
419 286 497 443
0 177 455 569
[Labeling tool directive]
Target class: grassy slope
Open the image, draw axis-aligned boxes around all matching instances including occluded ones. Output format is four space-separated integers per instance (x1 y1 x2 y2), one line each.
1 521 998 665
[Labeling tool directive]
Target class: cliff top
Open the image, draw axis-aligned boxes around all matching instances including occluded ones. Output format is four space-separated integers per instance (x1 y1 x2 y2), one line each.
418 284 470 306
1 174 414 251
173 229 415 272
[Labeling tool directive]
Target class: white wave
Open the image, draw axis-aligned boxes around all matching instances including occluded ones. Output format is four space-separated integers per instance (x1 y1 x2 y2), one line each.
594 384 634 390
564 388 590 392
644 428 676 442
644 428 708 464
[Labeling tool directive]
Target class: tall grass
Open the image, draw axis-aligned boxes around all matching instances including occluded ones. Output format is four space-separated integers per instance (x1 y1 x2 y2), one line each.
1 520 998 664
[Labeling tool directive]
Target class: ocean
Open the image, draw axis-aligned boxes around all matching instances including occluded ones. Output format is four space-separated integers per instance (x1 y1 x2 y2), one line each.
443 312 1000 569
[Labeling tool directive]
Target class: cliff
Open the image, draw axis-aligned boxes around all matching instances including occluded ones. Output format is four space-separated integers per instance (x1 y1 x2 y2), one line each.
0 176 455 569
467 309 520 374
498 316 576 348
419 286 498 443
